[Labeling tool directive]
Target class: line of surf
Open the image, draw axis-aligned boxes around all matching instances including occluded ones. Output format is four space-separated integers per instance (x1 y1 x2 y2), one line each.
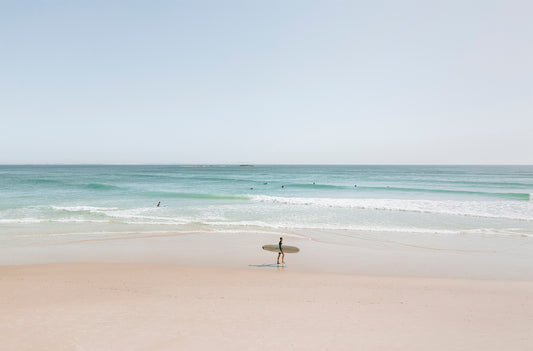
250 195 533 221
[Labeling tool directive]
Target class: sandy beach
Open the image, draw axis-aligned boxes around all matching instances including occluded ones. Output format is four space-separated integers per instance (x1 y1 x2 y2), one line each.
1 263 532 351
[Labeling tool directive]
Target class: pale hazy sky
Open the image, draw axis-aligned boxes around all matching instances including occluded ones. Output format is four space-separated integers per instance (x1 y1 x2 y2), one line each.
1 0 532 164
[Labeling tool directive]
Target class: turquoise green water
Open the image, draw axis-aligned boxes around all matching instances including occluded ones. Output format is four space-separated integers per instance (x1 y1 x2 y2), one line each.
1 165 532 253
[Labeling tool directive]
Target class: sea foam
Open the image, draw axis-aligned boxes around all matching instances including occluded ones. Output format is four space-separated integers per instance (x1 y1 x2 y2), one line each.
250 195 533 221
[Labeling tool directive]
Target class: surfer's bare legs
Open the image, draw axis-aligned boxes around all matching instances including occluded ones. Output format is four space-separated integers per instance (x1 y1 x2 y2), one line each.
277 252 285 264
277 237 285 264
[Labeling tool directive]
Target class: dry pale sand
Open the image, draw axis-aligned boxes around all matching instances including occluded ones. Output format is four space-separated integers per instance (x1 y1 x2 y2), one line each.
1 263 532 351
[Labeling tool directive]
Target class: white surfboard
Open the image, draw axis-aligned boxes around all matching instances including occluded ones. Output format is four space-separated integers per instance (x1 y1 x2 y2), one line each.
262 245 300 253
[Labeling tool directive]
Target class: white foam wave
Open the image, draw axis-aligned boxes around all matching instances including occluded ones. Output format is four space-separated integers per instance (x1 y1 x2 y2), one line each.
0 218 110 224
0 218 43 224
250 195 533 221
205 220 470 235
2 216 529 240
47 206 192 225
51 206 119 212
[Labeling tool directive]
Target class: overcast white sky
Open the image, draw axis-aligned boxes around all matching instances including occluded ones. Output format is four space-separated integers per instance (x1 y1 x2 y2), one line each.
1 0 532 164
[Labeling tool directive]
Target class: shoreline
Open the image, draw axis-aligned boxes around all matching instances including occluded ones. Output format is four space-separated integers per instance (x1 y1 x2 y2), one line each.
2 230 532 280
2 262 533 350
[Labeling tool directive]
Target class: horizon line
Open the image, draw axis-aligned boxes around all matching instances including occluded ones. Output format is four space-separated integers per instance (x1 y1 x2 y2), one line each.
1 163 532 166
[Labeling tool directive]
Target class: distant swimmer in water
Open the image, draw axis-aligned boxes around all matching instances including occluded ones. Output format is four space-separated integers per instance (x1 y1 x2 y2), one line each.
281 185 284 189
264 182 268 185
354 184 357 187
157 201 161 207
250 187 254 190
277 237 285 265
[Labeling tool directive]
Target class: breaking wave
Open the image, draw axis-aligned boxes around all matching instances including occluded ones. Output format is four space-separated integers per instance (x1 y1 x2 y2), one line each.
250 195 533 221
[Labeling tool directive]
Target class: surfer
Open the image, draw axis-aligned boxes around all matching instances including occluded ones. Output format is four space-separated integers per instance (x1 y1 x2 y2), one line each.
277 237 285 264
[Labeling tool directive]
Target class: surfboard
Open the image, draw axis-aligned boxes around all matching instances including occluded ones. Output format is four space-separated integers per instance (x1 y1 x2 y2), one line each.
262 245 300 253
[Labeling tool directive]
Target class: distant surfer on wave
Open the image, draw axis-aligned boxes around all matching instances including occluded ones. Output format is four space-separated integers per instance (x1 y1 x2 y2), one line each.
277 237 285 265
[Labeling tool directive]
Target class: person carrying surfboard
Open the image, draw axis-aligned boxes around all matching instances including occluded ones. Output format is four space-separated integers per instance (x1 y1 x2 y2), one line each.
277 237 285 265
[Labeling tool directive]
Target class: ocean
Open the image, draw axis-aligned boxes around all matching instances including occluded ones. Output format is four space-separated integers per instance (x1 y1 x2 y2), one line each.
1 165 532 267
1 164 532 237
